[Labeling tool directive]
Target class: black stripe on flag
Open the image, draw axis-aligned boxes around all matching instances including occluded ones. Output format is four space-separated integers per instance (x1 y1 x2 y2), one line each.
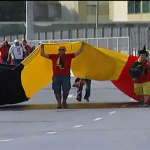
0 64 28 105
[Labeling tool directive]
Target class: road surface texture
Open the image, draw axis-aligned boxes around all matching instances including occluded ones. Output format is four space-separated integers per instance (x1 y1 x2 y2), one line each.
0 108 149 150
0 77 149 149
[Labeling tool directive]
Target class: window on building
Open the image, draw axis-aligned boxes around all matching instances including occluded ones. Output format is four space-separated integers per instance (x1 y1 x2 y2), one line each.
135 1 141 13
128 1 141 14
87 5 96 15
142 1 150 13
128 1 134 14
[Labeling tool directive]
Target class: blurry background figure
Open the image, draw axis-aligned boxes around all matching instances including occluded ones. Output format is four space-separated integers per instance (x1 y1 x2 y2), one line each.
21 38 32 57
39 41 42 45
73 78 80 87
7 39 26 65
30 46 35 54
0 40 11 64
76 78 91 102
30 41 42 54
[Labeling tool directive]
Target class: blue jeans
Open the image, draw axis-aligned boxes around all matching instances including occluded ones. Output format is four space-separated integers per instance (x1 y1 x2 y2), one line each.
77 79 91 100
13 59 23 65
52 75 71 95
2 56 8 64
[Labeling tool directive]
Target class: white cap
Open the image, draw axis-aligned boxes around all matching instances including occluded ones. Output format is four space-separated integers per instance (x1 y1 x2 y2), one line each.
14 39 19 43
39 41 42 44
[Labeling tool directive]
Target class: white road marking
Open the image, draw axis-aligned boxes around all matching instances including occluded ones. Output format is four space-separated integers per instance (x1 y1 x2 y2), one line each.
47 132 57 135
109 111 116 115
68 94 76 98
93 118 102 121
93 81 99 84
0 139 13 142
73 125 83 128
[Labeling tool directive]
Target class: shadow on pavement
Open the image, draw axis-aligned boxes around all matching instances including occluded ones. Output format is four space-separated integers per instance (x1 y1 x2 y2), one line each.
0 102 140 111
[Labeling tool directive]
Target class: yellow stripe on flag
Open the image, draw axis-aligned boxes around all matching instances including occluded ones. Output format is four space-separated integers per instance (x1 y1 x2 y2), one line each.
21 41 129 99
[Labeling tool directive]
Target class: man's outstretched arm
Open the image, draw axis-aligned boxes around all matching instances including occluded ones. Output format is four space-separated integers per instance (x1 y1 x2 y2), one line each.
40 44 49 59
74 42 85 57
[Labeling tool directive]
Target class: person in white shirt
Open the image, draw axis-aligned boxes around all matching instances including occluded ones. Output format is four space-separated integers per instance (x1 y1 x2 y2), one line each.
7 39 26 65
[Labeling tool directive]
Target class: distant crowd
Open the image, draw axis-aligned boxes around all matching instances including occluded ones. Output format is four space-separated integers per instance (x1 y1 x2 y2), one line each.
0 39 42 65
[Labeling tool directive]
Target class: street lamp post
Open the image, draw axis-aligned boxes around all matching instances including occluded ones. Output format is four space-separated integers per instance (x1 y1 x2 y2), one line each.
26 1 34 41
95 1 99 37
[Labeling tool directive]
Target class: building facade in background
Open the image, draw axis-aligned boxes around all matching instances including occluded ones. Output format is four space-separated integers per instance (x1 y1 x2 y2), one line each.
0 1 149 22
38 1 150 23
33 1 61 21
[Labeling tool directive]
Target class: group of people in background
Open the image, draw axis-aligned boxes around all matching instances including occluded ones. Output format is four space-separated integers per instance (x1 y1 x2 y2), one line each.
0 39 92 108
0 39 41 65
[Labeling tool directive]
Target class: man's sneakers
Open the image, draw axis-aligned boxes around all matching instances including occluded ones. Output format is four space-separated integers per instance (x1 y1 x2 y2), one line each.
84 98 90 102
76 97 90 102
143 103 149 107
76 97 81 102
139 102 149 107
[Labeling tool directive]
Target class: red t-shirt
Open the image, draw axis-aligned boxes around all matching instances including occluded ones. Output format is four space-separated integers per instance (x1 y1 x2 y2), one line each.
0 46 9 57
134 60 150 83
25 45 32 56
48 53 75 76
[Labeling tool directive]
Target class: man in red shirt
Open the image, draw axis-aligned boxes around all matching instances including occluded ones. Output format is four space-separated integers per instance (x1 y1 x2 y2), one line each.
21 39 32 57
40 42 85 108
0 40 11 64
130 46 150 107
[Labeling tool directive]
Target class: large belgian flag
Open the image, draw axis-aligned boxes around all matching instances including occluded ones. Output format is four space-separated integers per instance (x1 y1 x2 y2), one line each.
0 41 147 105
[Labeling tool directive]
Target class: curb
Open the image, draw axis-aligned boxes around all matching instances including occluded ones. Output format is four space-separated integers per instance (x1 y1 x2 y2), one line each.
0 102 138 111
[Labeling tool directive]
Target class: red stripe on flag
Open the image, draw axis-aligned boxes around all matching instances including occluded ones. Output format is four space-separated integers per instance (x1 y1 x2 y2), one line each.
112 55 139 101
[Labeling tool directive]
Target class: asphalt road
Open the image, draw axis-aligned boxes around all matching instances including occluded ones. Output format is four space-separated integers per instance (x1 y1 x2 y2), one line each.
0 77 149 150
0 108 150 150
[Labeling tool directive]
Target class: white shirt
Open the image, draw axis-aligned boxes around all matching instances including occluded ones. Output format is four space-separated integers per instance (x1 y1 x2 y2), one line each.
9 44 26 59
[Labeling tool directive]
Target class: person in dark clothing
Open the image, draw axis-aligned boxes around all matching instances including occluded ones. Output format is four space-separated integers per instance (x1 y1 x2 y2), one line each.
76 78 91 102
129 45 150 107
30 46 35 54
0 40 11 64
72 78 80 87
30 41 42 54
21 39 32 57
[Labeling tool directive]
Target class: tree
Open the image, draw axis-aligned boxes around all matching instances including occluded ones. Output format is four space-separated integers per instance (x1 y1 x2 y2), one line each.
0 1 26 21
